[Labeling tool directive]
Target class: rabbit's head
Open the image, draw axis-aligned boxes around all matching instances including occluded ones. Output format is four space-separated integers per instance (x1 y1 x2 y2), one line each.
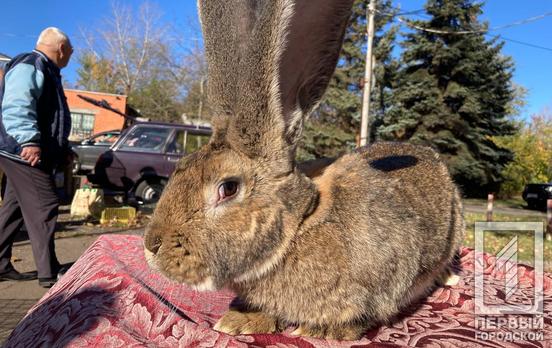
144 0 354 290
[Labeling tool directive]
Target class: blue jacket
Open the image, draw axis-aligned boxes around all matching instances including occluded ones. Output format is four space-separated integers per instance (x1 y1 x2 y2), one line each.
0 50 71 170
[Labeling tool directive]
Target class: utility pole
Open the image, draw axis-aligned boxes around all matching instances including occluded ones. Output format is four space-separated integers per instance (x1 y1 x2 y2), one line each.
359 0 376 147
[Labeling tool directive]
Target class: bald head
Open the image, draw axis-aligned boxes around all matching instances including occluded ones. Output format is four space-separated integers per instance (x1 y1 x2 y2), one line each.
37 27 69 47
35 27 73 69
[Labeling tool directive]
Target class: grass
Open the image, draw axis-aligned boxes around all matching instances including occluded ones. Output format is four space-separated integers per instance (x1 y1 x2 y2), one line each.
463 212 552 272
463 197 528 209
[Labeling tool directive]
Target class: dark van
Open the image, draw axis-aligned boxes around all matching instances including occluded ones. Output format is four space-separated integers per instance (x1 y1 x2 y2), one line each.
89 122 211 204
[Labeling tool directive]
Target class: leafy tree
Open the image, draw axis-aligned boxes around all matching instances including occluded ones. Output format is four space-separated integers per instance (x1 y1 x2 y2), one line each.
493 112 552 198
180 78 215 124
76 53 119 94
298 0 399 160
377 0 516 196
129 78 181 122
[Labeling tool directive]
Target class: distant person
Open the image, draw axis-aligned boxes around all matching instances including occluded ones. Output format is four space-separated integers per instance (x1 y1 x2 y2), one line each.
0 27 73 288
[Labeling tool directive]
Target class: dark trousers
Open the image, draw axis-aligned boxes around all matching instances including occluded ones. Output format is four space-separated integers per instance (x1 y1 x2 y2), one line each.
0 156 60 278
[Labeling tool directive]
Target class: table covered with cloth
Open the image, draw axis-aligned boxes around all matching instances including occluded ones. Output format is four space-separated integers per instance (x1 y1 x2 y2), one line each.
4 235 552 347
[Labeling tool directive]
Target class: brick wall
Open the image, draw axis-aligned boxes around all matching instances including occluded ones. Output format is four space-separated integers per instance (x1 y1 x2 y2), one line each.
65 89 127 137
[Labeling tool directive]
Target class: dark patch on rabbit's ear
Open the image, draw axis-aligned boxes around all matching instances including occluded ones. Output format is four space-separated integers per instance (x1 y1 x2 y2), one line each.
276 0 355 146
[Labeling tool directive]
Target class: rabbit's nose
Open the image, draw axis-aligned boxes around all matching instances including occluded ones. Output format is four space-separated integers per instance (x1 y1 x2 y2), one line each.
144 225 162 255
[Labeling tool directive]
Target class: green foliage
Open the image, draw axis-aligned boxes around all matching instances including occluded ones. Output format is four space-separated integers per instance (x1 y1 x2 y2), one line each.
505 83 528 120
298 0 398 159
75 53 119 94
377 0 517 197
180 78 213 123
493 112 552 198
296 120 356 161
128 79 182 122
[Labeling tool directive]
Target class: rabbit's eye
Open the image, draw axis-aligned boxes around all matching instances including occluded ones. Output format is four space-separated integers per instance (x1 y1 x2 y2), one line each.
217 181 239 203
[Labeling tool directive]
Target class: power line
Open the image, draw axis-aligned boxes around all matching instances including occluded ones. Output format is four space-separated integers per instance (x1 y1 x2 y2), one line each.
377 8 552 52
377 8 423 18
396 16 552 52
489 35 552 52
489 11 552 31
395 16 486 34
379 9 552 35
376 8 486 34
395 9 424 16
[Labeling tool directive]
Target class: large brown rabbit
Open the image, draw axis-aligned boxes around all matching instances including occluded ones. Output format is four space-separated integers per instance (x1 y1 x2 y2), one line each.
144 0 465 340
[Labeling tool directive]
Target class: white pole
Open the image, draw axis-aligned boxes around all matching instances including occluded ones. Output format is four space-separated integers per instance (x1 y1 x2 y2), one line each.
486 193 493 222
359 0 376 147
547 199 552 241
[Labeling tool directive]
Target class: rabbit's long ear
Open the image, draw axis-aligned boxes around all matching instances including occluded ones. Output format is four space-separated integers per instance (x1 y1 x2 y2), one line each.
276 0 354 145
198 0 258 116
199 0 353 171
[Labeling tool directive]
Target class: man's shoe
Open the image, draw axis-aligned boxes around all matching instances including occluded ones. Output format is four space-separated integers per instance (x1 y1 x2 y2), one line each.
38 277 57 288
0 269 37 281
38 266 70 288
57 266 69 280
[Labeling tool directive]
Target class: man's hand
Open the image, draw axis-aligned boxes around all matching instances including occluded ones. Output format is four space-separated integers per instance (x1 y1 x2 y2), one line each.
21 146 41 166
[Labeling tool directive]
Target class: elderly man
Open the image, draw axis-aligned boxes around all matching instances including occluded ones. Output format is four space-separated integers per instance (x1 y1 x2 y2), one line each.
0 27 73 288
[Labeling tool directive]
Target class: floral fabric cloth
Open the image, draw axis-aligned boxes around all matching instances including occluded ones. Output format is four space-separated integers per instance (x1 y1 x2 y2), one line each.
4 235 552 347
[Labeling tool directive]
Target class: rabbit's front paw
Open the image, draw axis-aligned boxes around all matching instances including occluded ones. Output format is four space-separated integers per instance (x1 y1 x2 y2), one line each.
214 308 279 335
291 323 365 341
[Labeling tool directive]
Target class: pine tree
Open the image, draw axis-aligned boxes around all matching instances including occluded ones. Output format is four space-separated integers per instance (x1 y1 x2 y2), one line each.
297 0 399 160
378 0 516 196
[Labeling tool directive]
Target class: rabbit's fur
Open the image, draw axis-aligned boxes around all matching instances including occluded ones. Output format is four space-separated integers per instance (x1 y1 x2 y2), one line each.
144 0 464 340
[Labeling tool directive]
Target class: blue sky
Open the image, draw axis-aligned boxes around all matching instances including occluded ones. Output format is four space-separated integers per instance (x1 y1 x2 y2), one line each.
1 0 551 118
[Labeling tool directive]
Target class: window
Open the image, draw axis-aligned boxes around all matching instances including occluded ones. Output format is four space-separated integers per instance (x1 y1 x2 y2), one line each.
119 126 172 153
167 130 210 155
185 133 210 153
70 112 95 139
167 130 186 154
88 132 120 146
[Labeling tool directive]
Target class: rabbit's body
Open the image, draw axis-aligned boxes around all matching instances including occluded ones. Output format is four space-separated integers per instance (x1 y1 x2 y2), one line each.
229 142 464 332
144 0 465 340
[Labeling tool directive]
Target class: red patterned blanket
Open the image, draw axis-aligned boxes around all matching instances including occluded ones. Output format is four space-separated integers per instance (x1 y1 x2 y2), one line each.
4 235 551 347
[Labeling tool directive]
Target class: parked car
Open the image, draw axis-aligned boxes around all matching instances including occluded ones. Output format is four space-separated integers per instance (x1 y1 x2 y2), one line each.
88 122 212 204
522 183 552 210
71 130 121 173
